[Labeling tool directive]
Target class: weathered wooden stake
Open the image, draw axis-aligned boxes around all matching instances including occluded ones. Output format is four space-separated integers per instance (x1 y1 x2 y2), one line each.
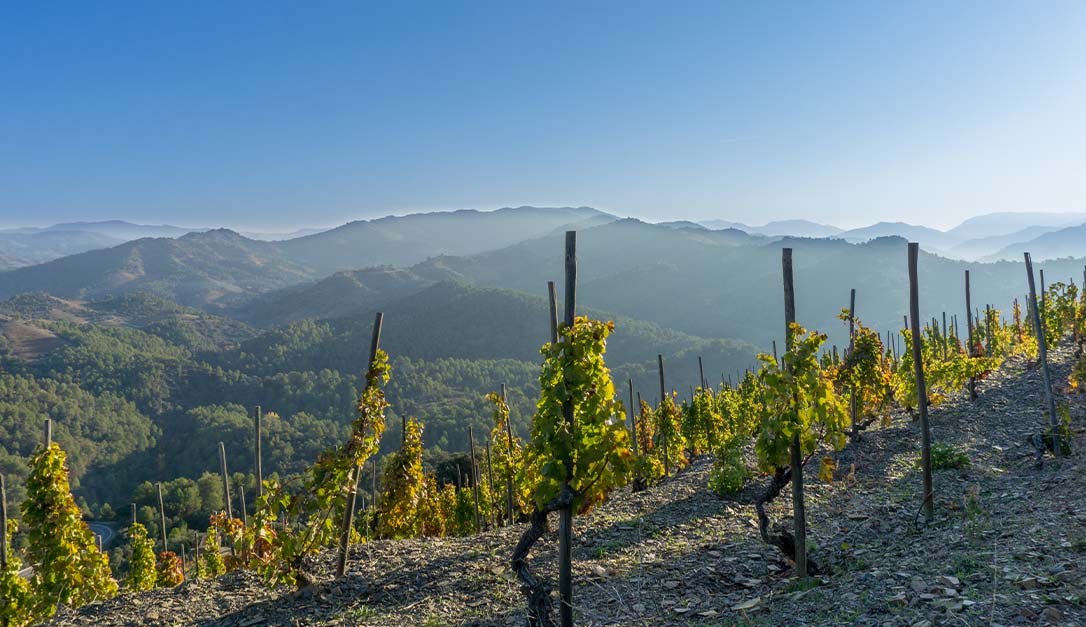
468 426 481 532
547 281 559 345
485 441 495 528
239 487 248 526
194 532 200 580
909 243 934 522
501 383 514 526
558 231 577 627
156 481 168 552
336 311 383 578
942 311 949 358
628 379 638 456
1024 253 1060 459
781 247 807 579
985 305 993 353
253 405 263 497
370 457 378 530
218 442 235 556
657 353 670 477
44 418 52 448
848 289 858 438
1040 268 1047 316
0 476 6 627
1 475 8 573
698 356 706 390
965 270 977 400
131 502 137 527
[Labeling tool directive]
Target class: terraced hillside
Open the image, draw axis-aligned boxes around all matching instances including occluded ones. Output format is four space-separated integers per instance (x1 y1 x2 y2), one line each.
45 342 1086 627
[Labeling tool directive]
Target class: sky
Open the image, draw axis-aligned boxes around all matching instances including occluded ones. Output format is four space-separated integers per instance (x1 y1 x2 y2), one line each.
2 1 1085 231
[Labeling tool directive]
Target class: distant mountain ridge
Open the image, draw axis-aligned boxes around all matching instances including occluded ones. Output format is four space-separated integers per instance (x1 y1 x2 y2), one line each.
0 206 616 307
983 223 1086 262
699 219 842 238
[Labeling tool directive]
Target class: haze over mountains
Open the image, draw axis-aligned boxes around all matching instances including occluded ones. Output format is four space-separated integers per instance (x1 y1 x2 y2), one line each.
4 207 1081 272
2 206 1083 354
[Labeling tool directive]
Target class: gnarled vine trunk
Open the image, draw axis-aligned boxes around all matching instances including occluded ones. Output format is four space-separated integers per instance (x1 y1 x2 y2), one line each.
511 488 572 627
754 467 822 575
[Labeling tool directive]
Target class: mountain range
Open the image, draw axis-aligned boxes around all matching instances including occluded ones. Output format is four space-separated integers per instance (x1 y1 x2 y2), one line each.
0 206 1082 351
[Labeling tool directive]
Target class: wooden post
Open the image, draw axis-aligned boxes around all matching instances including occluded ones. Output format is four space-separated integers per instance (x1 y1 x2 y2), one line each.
657 353 669 477
848 289 858 437
218 443 233 520
1 475 8 574
558 231 577 627
698 356 706 390
909 243 934 522
942 312 948 358
468 426 481 532
370 457 378 531
485 441 495 528
628 379 638 456
501 383 514 526
193 532 200 580
547 281 559 345
1024 253 1060 458
848 289 856 354
156 482 168 552
336 311 383 578
218 442 235 556
1040 269 1046 318
903 315 908 330
0 477 6 627
965 270 977 400
44 418 52 449
180 545 187 579
239 487 248 526
781 247 807 579
253 405 263 498
985 305 993 354
130 503 136 527
772 340 778 364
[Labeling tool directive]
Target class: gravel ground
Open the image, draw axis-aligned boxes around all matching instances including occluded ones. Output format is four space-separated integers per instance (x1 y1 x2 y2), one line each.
49 342 1086 627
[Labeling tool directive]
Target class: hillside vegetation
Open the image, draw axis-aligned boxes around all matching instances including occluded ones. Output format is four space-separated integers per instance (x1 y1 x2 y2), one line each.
40 339 1086 627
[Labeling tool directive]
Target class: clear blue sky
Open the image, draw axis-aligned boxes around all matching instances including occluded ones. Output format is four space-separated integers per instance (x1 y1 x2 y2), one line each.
2 1 1084 230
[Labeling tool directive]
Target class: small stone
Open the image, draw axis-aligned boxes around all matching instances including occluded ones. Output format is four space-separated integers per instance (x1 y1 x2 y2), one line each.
1018 577 1040 590
937 575 960 588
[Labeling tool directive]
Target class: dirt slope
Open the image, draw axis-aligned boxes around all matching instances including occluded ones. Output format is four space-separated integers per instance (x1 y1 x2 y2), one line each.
48 343 1086 627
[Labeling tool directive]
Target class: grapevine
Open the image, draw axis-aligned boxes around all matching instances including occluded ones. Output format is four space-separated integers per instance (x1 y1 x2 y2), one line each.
125 522 158 591
513 316 633 626
21 443 118 618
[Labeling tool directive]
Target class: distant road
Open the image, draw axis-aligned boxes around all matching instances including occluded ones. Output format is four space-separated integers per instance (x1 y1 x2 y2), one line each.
87 522 115 548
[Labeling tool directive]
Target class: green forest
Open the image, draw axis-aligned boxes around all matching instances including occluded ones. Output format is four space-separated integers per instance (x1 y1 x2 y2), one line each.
0 288 754 552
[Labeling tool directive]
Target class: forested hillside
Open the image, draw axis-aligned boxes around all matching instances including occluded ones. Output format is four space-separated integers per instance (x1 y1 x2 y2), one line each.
0 280 755 545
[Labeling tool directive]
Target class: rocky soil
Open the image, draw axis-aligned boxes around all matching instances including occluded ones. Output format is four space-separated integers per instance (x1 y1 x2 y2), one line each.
48 342 1086 627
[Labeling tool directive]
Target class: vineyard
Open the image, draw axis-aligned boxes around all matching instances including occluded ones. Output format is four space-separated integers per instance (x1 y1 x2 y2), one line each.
2 234 1085 627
